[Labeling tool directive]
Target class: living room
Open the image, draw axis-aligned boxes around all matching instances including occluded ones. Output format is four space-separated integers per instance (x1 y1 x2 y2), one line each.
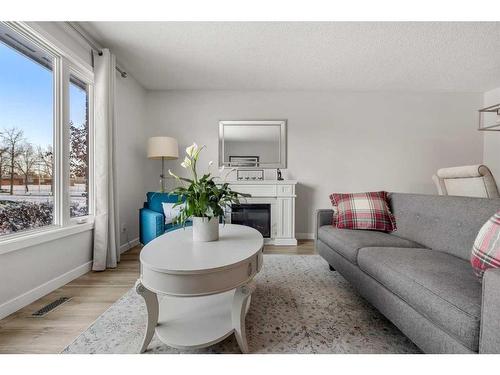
2 0 500 373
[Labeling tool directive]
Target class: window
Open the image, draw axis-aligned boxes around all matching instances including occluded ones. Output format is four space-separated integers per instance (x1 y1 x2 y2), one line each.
0 22 94 239
69 76 89 217
0 24 55 236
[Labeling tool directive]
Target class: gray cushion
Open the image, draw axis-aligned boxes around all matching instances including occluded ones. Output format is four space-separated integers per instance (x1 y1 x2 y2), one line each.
357 247 482 351
317 225 423 264
480 268 500 353
388 193 500 261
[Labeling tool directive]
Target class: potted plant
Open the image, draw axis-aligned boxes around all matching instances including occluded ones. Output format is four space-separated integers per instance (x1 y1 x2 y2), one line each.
168 143 250 242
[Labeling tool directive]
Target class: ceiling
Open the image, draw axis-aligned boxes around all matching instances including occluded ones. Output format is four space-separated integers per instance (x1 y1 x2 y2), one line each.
80 22 500 92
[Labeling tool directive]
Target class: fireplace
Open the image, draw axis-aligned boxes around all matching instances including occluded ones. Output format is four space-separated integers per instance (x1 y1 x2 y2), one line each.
231 203 271 238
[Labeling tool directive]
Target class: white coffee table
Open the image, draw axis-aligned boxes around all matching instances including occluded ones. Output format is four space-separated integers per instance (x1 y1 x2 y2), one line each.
135 224 264 353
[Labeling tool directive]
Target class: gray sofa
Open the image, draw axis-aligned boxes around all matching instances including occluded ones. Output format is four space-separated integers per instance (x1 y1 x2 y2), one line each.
316 193 500 354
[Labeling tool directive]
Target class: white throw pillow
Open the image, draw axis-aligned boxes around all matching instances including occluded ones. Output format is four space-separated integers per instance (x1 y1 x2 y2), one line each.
162 202 184 225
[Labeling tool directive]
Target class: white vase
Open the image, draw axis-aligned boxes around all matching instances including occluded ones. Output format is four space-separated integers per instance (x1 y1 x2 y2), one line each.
192 216 219 242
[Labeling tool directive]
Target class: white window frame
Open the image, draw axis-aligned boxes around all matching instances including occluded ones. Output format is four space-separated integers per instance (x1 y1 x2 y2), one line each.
0 22 95 255
68 67 95 225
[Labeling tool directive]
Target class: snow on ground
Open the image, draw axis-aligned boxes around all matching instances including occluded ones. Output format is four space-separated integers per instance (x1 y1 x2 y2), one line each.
0 185 88 235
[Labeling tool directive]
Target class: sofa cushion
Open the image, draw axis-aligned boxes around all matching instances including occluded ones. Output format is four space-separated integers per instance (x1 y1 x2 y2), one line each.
329 191 396 232
317 226 423 264
146 192 184 213
162 202 185 224
471 210 500 280
387 193 500 261
357 247 482 352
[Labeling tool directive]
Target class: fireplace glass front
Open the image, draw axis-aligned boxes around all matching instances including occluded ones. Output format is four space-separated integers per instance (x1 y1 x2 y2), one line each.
231 204 271 238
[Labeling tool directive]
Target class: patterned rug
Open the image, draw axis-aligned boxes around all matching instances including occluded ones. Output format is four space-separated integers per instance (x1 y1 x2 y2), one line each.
62 254 420 354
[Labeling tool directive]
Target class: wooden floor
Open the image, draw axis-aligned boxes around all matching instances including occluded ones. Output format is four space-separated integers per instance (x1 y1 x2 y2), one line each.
0 240 314 354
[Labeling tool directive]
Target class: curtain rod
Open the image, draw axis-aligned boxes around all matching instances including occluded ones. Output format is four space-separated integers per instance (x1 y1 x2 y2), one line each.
66 22 127 78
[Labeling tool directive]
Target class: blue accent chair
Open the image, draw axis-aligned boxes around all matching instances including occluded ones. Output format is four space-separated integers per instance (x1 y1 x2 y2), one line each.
139 192 191 245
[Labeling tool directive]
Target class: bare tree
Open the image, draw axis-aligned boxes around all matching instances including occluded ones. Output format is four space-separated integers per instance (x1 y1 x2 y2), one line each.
37 145 53 176
70 121 88 180
0 145 8 191
0 127 24 195
15 143 37 194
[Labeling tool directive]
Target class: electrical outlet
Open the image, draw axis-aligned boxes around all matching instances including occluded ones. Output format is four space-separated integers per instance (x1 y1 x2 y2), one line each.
121 223 127 233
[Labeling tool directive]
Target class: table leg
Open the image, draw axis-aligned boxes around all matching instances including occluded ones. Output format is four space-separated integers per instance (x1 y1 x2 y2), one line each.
232 281 256 354
135 280 159 353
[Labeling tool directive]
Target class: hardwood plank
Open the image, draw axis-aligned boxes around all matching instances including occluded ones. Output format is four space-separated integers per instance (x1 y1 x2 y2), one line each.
263 240 315 255
0 240 314 353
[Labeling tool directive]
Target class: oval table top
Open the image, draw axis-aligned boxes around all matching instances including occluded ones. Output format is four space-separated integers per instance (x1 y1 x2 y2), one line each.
140 224 264 275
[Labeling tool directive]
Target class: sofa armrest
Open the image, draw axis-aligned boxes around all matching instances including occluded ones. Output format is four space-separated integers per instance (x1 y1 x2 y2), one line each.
479 268 500 353
139 208 165 245
315 209 334 241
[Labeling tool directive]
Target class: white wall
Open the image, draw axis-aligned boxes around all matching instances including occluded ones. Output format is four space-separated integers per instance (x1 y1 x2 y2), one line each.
144 90 484 236
115 72 148 248
0 231 93 318
483 87 500 190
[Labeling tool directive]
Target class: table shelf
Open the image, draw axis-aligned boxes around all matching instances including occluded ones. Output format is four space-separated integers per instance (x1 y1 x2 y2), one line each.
155 290 237 349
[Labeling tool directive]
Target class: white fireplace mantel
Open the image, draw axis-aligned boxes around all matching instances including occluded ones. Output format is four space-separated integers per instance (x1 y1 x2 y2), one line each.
226 180 297 246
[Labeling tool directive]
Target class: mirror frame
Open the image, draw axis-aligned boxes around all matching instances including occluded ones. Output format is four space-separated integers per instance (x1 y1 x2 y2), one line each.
218 120 287 169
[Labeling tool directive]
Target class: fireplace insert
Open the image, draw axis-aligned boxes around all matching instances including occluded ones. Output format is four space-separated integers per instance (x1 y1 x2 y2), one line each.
230 203 271 238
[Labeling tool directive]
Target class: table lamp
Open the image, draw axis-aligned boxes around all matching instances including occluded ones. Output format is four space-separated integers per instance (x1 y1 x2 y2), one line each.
147 136 179 192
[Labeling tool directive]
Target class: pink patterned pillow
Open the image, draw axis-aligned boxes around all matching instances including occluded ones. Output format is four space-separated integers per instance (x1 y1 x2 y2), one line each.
471 211 500 280
329 191 396 232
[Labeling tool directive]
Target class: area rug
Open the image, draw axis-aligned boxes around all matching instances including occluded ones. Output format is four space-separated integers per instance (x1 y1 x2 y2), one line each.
62 254 420 354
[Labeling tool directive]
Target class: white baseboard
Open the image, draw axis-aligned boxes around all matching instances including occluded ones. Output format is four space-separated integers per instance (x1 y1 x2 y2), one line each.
265 238 298 246
120 237 140 254
0 260 93 320
296 233 315 240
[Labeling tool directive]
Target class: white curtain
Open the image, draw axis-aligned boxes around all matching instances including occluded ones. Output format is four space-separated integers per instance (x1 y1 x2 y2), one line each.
92 49 120 271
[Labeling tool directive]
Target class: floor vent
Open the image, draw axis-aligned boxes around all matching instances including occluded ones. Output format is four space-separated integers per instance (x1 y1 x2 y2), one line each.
31 297 72 317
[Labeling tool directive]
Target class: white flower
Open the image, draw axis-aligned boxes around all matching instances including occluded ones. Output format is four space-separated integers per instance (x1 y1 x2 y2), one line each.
205 206 214 217
208 160 213 167
180 156 192 168
223 167 237 182
185 143 198 157
168 169 179 179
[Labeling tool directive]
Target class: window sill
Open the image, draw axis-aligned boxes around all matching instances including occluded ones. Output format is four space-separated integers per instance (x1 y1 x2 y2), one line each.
0 220 94 256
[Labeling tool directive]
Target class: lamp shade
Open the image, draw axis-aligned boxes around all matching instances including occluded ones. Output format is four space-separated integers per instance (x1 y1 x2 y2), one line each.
147 136 179 160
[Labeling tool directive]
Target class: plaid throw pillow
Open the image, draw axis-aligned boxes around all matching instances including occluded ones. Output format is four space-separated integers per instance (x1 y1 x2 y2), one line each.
471 210 500 281
329 191 396 232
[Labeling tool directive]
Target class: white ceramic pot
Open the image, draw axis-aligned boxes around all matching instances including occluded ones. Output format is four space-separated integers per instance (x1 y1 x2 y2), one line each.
192 216 219 242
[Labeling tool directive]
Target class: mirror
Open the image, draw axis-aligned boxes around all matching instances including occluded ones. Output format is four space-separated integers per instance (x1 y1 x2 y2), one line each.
219 120 287 168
